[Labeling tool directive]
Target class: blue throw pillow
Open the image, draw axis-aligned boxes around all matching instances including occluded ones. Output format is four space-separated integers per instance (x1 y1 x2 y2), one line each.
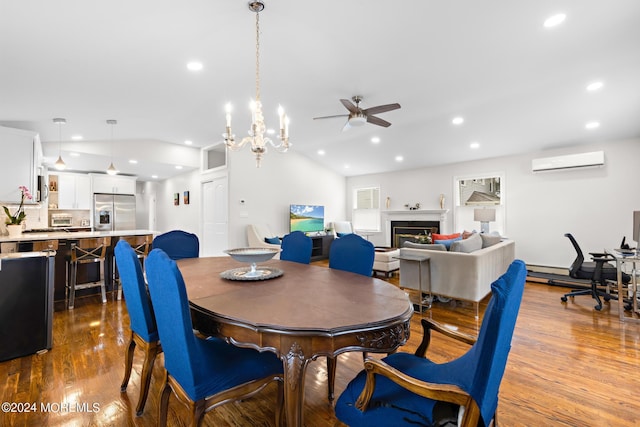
336 232 352 238
434 236 462 250
264 236 281 245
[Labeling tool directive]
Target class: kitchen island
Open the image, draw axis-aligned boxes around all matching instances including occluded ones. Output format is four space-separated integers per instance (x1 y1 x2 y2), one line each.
0 229 156 305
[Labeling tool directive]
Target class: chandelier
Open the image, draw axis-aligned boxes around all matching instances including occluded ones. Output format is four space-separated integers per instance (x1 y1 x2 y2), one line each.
223 1 290 167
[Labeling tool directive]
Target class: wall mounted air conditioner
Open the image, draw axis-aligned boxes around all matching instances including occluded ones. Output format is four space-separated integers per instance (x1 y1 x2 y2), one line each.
531 151 604 172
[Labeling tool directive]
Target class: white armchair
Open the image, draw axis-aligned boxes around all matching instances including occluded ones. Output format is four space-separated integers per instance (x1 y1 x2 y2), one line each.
246 224 281 259
331 221 353 237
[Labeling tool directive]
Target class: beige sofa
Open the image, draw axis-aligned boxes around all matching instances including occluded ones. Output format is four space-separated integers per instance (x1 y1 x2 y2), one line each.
399 237 515 312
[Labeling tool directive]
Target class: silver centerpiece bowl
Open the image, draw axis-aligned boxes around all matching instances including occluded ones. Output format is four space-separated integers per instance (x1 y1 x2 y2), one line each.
224 248 279 278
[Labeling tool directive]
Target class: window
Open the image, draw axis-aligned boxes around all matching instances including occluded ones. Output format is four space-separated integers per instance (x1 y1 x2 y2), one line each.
352 187 380 231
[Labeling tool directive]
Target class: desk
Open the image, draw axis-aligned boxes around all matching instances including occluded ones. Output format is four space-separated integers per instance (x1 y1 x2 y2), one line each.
607 249 640 322
177 256 413 427
394 253 431 312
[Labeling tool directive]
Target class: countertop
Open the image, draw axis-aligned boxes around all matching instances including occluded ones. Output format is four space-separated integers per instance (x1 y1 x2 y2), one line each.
0 229 157 243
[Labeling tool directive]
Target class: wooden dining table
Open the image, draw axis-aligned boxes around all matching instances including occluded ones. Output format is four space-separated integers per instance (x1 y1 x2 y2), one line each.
177 256 413 427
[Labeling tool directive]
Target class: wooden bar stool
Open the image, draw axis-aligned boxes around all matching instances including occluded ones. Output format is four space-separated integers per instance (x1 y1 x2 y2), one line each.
114 234 152 300
67 237 111 310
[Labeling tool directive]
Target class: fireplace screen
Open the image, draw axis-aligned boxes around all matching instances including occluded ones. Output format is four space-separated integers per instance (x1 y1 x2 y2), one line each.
391 221 440 248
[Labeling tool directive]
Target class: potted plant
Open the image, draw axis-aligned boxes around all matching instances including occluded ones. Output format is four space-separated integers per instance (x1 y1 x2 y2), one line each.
3 186 32 237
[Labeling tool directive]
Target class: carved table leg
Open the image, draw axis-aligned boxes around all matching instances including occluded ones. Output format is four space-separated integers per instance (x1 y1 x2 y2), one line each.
281 341 311 427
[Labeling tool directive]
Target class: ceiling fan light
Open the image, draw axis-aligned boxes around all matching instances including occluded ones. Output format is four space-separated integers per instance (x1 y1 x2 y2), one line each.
349 116 367 126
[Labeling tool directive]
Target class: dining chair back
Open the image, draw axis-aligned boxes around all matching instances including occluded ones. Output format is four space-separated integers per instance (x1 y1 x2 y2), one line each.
152 230 199 260
145 248 283 426
335 259 528 427
113 240 160 416
329 233 375 276
280 231 313 264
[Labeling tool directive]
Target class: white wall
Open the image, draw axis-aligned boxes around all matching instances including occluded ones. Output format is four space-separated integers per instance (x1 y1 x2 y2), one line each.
347 138 640 268
156 148 346 249
226 149 346 248
155 169 202 235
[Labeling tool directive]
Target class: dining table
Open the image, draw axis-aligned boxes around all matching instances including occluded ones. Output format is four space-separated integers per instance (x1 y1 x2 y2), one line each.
176 256 413 427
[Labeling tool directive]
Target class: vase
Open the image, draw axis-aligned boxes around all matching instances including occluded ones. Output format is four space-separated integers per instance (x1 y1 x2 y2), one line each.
6 224 22 238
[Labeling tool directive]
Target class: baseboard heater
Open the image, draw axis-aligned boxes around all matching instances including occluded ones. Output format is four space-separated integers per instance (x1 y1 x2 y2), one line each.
531 151 604 172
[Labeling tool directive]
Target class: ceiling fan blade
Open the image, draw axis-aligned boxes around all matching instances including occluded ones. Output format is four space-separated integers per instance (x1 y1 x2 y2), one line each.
363 103 401 116
367 115 392 128
340 99 359 114
313 114 348 120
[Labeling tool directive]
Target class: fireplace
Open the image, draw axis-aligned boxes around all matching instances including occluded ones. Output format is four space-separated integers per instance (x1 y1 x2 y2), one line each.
391 220 440 248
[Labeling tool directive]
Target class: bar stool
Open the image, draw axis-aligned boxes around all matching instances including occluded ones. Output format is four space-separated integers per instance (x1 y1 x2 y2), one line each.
114 234 152 299
67 236 111 310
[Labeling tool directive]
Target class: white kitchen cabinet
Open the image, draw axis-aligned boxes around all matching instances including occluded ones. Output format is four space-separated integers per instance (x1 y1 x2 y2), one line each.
55 173 91 209
90 174 136 195
0 126 40 203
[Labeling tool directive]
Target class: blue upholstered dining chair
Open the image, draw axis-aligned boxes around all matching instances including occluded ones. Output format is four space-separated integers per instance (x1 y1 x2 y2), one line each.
151 230 199 260
114 240 161 416
334 260 528 427
145 248 284 426
280 231 313 264
326 232 376 401
328 233 375 276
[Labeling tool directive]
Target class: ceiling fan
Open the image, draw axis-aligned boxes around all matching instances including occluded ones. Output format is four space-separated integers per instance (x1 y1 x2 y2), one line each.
313 95 401 131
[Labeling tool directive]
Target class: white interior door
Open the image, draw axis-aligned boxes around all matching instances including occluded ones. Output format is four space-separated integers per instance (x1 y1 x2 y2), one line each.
201 176 228 256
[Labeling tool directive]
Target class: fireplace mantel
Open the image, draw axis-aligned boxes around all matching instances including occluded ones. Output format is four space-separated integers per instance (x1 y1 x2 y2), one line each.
381 210 449 247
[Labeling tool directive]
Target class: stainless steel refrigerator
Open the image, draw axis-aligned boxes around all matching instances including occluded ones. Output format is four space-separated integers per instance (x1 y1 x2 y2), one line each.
93 193 136 231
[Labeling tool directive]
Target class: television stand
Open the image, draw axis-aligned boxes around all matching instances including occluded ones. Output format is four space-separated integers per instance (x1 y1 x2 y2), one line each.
310 235 333 261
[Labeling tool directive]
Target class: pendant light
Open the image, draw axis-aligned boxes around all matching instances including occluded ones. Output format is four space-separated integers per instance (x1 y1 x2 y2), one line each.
53 118 67 170
106 119 118 175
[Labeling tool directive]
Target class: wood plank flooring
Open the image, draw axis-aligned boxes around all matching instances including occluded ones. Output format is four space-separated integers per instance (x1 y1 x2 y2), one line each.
2 268 640 426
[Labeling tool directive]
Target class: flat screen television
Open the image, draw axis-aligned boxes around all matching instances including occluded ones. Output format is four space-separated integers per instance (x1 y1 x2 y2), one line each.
290 204 325 233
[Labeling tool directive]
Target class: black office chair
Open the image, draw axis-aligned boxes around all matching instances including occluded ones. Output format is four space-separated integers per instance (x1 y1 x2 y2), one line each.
560 233 630 310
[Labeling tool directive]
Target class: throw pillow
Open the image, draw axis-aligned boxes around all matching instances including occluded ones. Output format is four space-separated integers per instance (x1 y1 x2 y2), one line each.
462 230 474 239
432 232 461 242
434 236 462 250
450 232 482 253
480 233 502 248
264 236 281 245
336 232 352 238
402 241 447 251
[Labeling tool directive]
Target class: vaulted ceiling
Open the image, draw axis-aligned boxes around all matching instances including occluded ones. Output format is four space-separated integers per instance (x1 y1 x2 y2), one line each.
1 1 639 180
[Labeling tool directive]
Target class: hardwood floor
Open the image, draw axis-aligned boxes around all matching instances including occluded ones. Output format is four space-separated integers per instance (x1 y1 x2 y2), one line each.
2 269 640 426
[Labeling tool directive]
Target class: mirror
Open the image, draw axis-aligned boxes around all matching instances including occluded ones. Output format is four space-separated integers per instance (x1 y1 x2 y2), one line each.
457 176 501 206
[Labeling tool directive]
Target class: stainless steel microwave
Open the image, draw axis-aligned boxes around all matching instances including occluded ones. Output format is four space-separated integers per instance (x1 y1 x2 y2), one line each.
50 213 73 227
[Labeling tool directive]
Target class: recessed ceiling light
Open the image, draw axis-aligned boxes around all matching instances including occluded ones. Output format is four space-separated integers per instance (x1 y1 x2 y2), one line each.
585 121 600 130
184 140 193 145
452 117 464 125
129 159 138 164
395 155 403 162
544 13 566 28
371 137 380 144
70 152 80 157
344 164 350 169
586 81 603 92
71 135 83 141
470 142 480 149
317 149 325 156
151 175 158 179
175 165 183 169
266 128 275 135
186 61 203 71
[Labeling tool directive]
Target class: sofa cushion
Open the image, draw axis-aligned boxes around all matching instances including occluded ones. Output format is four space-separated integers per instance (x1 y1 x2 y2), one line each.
480 233 502 248
434 236 462 250
450 232 482 253
403 241 447 251
432 232 461 241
